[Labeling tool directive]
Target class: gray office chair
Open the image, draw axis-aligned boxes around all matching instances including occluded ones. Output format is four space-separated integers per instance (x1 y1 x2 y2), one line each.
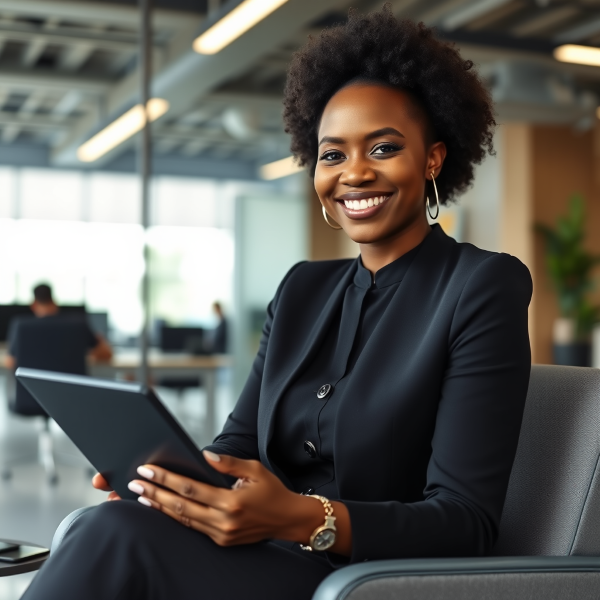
3 317 90 484
51 365 600 599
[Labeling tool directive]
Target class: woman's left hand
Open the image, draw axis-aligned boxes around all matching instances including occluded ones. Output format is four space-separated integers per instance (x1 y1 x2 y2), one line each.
127 451 321 547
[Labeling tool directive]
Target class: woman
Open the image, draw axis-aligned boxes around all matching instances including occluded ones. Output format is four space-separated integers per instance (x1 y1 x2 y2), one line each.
23 6 532 600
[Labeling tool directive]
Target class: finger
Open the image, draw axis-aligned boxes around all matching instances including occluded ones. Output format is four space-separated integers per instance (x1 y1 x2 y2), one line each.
107 491 121 501
136 465 223 507
203 452 263 481
92 473 112 492
132 481 214 522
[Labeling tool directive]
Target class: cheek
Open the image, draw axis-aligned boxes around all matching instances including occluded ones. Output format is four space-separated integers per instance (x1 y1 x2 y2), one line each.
313 166 337 199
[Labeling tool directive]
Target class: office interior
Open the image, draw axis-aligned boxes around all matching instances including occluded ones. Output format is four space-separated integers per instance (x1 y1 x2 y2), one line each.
0 0 600 596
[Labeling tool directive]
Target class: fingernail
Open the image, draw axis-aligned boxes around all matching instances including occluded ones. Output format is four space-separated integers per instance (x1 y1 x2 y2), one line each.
138 496 152 507
203 450 221 462
137 466 155 479
128 481 145 495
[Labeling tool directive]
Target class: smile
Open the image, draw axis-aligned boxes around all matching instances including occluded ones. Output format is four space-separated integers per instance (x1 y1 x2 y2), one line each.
335 194 392 220
341 195 390 210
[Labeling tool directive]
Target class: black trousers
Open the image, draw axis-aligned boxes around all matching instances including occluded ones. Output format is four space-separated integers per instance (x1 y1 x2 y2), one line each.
22 501 333 600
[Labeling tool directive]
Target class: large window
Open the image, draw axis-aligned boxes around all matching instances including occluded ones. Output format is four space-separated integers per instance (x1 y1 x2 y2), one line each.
0 167 237 338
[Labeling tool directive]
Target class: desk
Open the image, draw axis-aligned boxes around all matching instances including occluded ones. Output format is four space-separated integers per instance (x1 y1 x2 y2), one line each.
0 347 232 442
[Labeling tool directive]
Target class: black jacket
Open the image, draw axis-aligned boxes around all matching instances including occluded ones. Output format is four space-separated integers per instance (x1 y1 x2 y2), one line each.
208 225 532 563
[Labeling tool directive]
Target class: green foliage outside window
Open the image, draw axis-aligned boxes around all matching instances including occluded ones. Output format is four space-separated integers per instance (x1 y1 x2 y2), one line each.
535 194 600 340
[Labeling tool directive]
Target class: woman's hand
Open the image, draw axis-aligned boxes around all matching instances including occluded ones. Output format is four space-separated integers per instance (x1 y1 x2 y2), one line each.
127 451 333 548
92 473 121 501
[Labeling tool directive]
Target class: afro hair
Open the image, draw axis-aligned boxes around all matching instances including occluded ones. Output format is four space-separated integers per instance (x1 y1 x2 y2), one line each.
282 4 496 204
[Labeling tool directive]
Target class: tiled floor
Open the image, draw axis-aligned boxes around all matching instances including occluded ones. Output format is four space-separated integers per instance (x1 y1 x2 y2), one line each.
0 372 233 599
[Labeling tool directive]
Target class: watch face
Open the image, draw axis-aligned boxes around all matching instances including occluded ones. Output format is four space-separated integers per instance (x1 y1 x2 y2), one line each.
314 529 336 551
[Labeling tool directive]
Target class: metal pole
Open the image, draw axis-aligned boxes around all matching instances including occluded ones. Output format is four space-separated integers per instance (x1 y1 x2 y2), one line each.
139 0 151 385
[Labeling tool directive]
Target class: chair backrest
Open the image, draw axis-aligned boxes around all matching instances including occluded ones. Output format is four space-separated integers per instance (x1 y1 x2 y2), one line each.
492 364 600 557
10 317 90 416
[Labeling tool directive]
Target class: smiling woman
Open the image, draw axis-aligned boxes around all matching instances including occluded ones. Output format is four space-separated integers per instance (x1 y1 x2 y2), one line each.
22 5 532 600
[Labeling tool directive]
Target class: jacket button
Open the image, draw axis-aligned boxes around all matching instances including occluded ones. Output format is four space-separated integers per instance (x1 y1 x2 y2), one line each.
316 383 332 399
304 440 317 458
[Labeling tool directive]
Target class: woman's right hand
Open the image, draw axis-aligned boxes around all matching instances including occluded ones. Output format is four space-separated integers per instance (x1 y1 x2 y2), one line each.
92 473 121 501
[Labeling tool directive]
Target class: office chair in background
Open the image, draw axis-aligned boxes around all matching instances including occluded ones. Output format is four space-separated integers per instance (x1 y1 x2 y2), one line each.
2 318 91 485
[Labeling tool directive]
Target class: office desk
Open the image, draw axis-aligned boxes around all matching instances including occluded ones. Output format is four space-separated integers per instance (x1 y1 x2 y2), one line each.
0 348 232 442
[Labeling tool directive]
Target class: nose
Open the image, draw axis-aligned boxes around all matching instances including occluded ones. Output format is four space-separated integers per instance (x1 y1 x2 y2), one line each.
339 154 376 187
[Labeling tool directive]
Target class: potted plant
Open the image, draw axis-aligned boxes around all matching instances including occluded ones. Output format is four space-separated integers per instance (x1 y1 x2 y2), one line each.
535 194 600 366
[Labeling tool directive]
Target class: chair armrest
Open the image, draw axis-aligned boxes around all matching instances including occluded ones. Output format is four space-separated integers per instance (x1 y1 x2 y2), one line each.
50 507 95 555
312 556 600 600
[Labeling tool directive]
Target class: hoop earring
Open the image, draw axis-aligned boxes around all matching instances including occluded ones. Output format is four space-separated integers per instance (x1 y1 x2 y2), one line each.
426 171 440 220
322 205 342 230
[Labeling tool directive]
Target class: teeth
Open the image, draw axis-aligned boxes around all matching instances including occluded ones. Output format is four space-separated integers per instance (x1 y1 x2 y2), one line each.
343 196 388 210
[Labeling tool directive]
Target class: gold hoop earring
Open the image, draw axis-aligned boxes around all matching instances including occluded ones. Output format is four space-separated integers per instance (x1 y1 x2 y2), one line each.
322 205 342 230
426 171 440 220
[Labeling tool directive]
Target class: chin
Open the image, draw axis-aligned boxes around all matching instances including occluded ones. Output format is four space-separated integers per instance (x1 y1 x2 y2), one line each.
344 224 387 245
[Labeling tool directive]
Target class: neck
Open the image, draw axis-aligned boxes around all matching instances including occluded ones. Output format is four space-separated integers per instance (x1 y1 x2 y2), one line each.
33 304 59 318
359 218 431 275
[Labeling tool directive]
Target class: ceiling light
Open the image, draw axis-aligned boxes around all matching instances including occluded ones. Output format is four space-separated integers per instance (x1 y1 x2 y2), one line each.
259 155 303 180
77 98 169 163
554 44 600 67
193 0 289 55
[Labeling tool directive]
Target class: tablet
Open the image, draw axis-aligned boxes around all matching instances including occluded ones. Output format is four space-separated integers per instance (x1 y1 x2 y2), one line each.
15 368 235 500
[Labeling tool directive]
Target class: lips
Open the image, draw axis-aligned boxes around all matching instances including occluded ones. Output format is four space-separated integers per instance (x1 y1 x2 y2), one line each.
334 193 393 220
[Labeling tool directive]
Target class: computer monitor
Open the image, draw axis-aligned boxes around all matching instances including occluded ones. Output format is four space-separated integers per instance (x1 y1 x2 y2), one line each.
58 305 87 319
0 304 87 343
159 325 206 355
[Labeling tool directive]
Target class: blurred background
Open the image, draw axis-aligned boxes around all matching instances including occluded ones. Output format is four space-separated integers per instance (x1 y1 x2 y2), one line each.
1 0 600 595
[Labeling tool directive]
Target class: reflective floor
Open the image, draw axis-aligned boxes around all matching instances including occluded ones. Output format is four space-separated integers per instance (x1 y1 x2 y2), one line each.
0 372 233 599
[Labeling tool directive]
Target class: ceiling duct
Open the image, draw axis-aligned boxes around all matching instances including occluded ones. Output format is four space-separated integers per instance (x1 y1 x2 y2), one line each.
483 61 597 126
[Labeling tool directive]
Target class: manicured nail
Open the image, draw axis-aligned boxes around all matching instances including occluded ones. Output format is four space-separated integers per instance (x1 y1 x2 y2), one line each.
128 481 145 495
203 450 221 462
138 496 152 507
137 466 155 479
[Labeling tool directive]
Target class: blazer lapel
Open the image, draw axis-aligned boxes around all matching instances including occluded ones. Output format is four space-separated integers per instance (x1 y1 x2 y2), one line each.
258 259 358 468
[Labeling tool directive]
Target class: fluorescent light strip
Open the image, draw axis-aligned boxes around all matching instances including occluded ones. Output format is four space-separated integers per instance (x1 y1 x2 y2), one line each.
77 98 169 163
260 155 303 180
193 0 289 55
554 44 600 67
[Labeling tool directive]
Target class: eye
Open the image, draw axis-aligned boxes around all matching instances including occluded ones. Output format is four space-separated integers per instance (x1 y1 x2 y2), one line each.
371 143 403 156
319 150 345 162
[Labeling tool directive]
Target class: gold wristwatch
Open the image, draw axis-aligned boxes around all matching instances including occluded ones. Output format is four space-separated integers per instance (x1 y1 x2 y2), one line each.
300 495 337 552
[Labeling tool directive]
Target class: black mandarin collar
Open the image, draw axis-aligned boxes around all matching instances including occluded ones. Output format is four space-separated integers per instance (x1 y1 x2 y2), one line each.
353 229 431 290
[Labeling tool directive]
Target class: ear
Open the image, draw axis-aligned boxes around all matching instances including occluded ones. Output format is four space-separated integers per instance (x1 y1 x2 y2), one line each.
426 141 447 180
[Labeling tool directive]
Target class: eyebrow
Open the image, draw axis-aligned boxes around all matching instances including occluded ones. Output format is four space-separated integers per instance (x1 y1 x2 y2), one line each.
318 127 405 146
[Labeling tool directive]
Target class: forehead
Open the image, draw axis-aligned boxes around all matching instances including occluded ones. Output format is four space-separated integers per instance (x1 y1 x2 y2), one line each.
318 84 425 138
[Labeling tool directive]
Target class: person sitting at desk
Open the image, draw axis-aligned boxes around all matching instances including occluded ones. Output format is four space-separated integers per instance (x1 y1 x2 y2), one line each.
211 301 228 354
23 9 531 600
4 284 112 371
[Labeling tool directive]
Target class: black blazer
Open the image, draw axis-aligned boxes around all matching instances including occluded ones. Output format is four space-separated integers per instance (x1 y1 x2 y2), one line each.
209 225 532 563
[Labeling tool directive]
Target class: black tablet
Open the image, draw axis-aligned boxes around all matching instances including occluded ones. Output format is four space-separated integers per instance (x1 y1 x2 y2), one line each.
15 368 235 499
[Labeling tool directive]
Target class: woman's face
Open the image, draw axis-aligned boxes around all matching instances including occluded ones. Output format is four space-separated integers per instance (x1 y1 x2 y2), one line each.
314 84 446 246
